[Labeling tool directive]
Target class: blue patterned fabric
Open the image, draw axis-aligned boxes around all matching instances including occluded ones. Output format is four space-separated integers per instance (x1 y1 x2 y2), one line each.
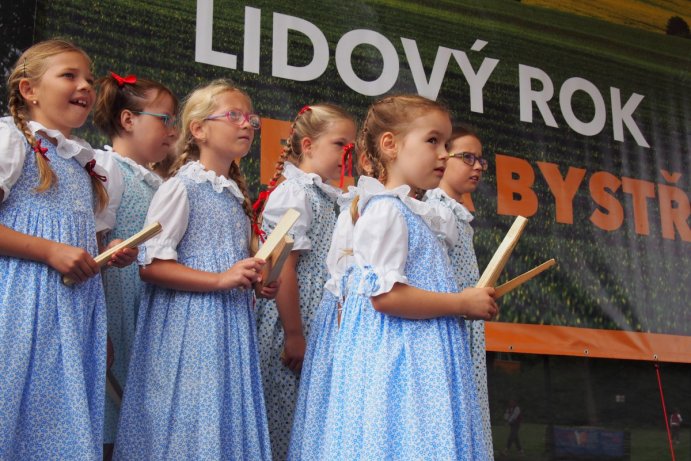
320 195 488 460
102 158 159 443
426 190 494 458
287 290 340 461
256 183 337 461
114 174 271 460
0 136 106 460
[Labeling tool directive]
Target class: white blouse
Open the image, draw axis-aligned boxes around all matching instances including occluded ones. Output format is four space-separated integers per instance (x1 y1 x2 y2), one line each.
323 185 358 296
138 161 247 266
352 176 458 296
424 187 474 250
94 146 163 232
261 162 341 251
0 116 111 231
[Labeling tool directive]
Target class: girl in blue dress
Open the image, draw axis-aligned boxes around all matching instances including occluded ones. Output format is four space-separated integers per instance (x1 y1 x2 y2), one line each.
425 124 494 458
92 71 178 453
114 79 277 460
0 39 135 460
253 104 356 460
320 95 498 460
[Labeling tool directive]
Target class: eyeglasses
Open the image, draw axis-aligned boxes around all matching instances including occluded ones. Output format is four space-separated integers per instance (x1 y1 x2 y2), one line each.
448 152 488 171
205 110 261 130
132 111 177 128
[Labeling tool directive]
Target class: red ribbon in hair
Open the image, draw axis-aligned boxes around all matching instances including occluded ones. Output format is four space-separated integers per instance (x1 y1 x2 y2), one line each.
33 139 49 161
340 143 355 188
110 71 137 87
251 181 279 243
84 159 107 182
298 105 311 116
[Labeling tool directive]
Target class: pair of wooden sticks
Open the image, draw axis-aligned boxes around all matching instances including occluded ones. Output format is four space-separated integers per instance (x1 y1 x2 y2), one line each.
477 216 556 298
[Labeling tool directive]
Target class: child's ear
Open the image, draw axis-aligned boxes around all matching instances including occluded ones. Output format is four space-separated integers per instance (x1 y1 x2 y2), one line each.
18 78 37 103
379 131 398 161
300 137 312 157
120 110 135 133
190 119 206 143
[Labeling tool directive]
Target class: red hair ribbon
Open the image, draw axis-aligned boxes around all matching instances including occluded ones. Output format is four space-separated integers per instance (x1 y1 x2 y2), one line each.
251 180 279 243
84 159 107 182
298 105 311 116
33 139 49 162
339 143 355 188
110 71 137 87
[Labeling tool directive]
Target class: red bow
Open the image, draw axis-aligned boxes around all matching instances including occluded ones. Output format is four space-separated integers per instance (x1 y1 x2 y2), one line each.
252 219 267 243
33 139 49 161
85 159 107 182
340 143 354 188
298 105 311 116
110 71 137 87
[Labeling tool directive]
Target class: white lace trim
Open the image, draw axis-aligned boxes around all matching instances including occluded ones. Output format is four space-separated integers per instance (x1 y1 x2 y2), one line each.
103 146 162 188
178 161 245 200
282 162 342 200
27 121 94 167
426 187 474 223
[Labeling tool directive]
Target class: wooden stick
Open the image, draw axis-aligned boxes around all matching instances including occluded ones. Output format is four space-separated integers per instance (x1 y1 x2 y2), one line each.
262 235 294 285
494 259 556 299
62 221 162 286
254 209 300 261
476 216 528 288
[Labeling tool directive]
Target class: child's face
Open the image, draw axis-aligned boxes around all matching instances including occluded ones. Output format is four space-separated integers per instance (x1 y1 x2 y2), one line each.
388 109 451 191
302 118 356 182
129 90 178 165
25 51 95 137
200 91 255 162
442 134 484 195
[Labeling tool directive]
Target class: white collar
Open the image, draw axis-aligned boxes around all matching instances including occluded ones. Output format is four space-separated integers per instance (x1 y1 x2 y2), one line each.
282 162 342 200
425 187 474 223
179 161 245 200
103 146 162 188
357 176 449 230
28 120 94 167
337 184 358 209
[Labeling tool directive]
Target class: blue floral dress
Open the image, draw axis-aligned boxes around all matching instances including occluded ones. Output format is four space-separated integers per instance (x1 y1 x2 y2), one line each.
114 161 271 460
321 194 488 460
426 187 493 458
256 162 339 460
288 186 357 461
0 119 106 460
97 149 161 444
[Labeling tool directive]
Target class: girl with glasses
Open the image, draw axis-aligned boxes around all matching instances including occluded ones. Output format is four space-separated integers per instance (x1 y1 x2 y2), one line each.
92 71 179 456
425 123 494 458
252 103 356 460
114 79 277 460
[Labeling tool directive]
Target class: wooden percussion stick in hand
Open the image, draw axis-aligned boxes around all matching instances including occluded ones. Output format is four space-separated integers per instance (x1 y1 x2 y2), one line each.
62 221 162 286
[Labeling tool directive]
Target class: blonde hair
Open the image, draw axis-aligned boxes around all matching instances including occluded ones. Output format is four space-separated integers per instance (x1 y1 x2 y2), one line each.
350 94 449 222
170 79 253 219
7 38 108 211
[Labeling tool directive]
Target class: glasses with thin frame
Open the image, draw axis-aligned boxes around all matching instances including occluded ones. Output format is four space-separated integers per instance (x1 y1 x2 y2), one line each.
132 111 177 128
204 110 261 130
448 151 488 171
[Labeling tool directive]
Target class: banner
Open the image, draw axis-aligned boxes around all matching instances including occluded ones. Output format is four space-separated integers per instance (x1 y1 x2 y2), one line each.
6 0 690 361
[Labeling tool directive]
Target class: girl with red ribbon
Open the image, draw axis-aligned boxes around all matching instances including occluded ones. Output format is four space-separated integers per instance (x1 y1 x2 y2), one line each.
91 70 179 455
253 103 356 460
0 39 136 460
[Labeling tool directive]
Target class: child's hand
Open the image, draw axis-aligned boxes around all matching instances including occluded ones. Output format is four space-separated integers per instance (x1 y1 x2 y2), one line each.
44 241 99 283
281 333 306 371
105 239 138 268
217 258 265 290
256 279 281 299
459 287 498 320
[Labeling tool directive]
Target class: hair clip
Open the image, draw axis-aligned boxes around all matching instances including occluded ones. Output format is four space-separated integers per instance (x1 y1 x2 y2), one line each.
84 159 107 182
110 71 137 87
23 58 27 78
298 105 311 116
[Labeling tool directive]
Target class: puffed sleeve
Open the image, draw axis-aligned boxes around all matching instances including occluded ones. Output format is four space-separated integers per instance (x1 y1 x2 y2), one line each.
261 181 313 251
93 149 124 233
0 119 27 201
353 199 409 296
138 178 190 266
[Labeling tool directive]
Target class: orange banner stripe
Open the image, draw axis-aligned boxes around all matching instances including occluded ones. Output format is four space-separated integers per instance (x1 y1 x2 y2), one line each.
486 323 691 363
